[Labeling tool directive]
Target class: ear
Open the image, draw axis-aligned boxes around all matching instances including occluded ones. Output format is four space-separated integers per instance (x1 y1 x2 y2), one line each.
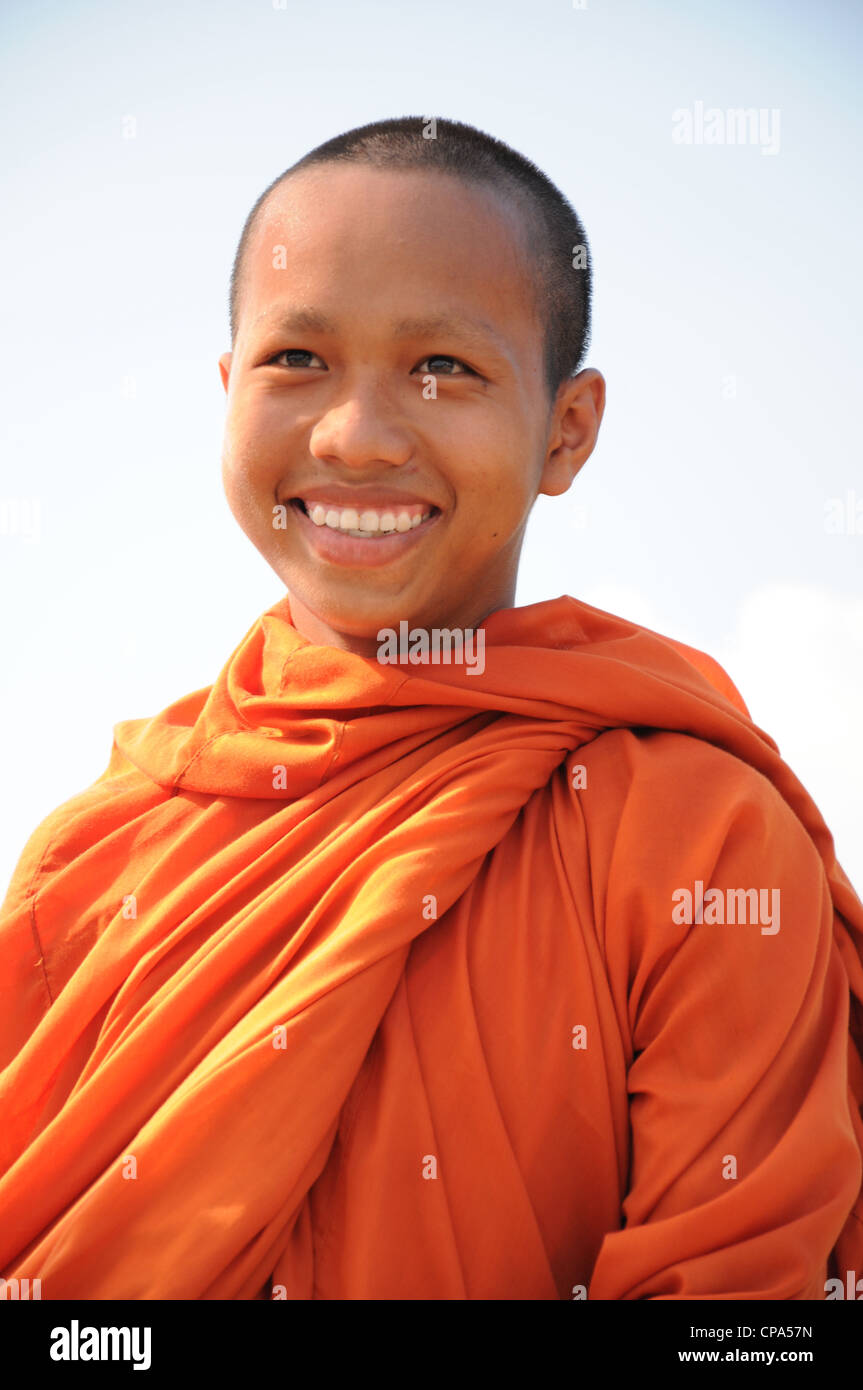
538 368 606 498
218 352 232 393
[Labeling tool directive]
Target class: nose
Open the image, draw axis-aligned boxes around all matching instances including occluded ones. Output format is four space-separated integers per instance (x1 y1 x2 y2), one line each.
308 384 414 471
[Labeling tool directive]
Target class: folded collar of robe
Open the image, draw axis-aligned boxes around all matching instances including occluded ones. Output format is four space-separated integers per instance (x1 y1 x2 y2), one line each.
111 591 770 801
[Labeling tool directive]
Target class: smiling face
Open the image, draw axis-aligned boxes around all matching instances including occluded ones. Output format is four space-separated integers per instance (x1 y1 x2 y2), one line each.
219 163 604 654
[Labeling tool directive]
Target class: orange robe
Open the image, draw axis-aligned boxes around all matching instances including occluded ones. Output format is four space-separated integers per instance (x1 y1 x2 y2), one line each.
0 593 861 1299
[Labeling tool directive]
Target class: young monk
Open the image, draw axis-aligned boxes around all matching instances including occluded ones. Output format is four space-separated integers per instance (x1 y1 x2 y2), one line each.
1 116 861 1302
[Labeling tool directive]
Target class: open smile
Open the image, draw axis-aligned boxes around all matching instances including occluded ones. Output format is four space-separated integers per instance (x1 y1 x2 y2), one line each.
289 497 443 567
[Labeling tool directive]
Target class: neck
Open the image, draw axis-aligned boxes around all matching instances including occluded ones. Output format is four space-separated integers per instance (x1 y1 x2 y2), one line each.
286 588 516 657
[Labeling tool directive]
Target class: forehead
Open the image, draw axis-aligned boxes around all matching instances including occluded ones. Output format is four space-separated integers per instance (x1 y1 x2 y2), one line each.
239 163 542 350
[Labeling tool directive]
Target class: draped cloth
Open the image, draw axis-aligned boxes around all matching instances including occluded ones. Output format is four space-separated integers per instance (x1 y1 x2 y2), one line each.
0 592 860 1299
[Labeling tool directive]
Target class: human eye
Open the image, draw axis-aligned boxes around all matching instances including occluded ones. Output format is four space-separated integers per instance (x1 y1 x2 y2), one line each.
414 354 476 376
268 349 327 368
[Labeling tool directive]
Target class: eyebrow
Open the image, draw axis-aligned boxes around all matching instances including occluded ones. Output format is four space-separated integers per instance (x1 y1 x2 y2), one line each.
250 306 510 354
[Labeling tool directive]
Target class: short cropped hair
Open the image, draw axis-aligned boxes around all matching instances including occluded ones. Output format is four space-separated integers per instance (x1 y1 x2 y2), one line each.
229 115 592 402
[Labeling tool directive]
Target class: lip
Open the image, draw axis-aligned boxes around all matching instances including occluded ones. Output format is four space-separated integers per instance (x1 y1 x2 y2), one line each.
289 497 442 567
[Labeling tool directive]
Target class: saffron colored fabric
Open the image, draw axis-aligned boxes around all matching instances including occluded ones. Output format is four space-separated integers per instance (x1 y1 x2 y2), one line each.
0 593 861 1300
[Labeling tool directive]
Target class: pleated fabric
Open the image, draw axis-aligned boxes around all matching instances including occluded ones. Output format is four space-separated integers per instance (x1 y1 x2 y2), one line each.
0 592 860 1299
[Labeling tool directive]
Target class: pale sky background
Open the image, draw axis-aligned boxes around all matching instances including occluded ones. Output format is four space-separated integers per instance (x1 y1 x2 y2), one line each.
0 0 860 896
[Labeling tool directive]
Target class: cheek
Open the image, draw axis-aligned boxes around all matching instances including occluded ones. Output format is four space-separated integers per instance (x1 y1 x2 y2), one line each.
221 465 265 538
456 453 535 540
221 440 278 536
222 405 284 496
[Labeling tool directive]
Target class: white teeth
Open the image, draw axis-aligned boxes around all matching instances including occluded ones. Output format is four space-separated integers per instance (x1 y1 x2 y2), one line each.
302 501 433 535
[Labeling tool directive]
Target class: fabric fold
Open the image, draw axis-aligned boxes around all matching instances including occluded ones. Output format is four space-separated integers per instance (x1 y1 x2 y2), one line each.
0 591 860 1298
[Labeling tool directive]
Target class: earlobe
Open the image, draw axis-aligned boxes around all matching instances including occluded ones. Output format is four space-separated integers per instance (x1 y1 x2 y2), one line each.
218 352 232 393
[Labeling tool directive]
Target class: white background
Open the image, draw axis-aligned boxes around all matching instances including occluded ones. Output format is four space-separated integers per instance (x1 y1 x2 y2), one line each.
1 0 860 894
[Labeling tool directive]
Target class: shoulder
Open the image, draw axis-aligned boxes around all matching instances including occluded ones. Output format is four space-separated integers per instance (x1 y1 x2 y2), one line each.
0 744 154 919
562 726 804 849
554 727 827 986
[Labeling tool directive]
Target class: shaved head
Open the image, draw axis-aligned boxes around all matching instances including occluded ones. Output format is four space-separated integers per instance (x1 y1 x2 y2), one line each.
228 115 593 402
